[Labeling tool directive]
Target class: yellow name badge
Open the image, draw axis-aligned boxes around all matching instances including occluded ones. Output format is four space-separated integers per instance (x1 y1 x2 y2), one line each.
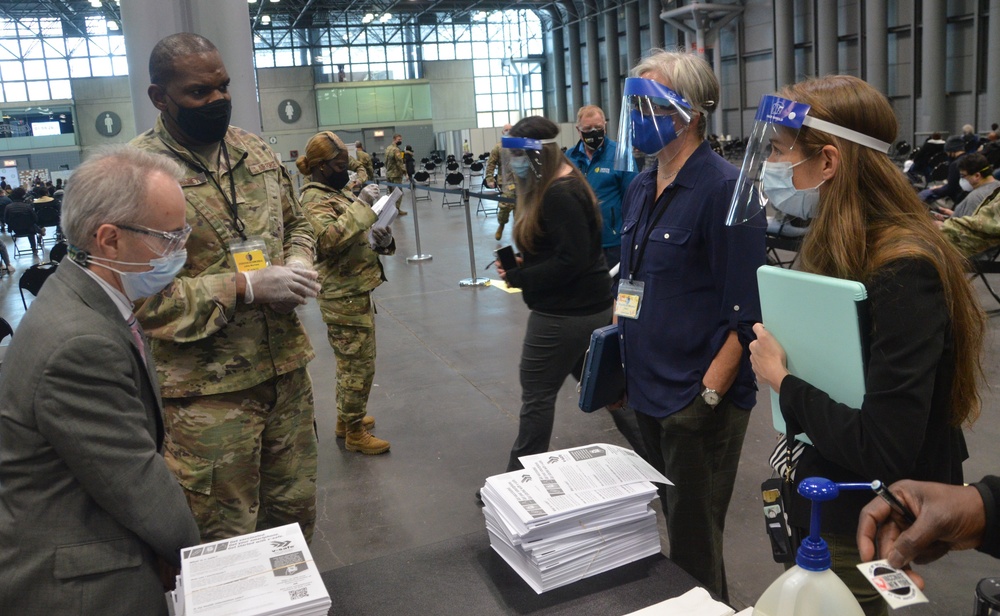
614 279 645 320
229 238 271 273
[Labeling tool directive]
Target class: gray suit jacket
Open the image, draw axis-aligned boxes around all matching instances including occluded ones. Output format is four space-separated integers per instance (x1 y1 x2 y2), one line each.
0 262 200 615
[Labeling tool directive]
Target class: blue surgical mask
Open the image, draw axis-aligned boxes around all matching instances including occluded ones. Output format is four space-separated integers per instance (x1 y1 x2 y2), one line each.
509 156 533 178
630 109 684 155
86 250 188 301
760 159 824 220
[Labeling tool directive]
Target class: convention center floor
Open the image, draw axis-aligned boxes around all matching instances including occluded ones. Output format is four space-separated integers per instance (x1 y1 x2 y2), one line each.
3 175 999 614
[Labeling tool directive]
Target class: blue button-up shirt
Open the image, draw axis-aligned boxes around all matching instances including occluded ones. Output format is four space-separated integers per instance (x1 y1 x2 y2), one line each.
617 141 765 418
567 138 637 248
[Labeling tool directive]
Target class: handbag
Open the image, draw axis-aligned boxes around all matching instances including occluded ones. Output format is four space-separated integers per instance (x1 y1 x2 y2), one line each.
577 324 625 413
761 433 804 563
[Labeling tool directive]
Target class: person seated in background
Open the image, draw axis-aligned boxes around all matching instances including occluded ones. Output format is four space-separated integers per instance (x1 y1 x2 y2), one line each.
857 477 1000 590
4 186 43 255
0 189 10 234
933 154 999 219
963 123 980 153
918 135 969 205
937 186 1000 258
907 132 946 184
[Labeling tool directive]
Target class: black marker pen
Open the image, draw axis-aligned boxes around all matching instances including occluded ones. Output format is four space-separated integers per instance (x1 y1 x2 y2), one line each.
871 480 917 525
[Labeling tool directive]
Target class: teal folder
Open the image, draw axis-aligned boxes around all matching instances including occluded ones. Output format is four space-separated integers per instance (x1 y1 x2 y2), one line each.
757 265 868 444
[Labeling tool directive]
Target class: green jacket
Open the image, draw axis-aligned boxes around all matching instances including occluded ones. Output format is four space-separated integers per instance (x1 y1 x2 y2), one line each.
356 149 375 181
941 186 1000 257
130 117 316 398
384 143 405 179
485 142 516 195
299 182 393 301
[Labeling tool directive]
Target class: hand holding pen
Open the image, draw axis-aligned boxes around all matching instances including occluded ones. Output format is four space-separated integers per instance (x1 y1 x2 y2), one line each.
857 479 988 590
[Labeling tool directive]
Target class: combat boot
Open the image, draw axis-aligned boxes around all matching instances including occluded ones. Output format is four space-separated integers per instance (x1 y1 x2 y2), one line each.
335 415 375 439
345 425 390 455
495 222 505 241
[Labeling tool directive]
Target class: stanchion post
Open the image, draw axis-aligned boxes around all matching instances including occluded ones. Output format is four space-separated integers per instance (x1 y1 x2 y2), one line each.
458 188 489 287
405 178 432 263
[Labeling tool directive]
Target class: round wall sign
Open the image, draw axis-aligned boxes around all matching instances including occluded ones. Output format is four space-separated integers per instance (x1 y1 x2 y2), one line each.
278 100 301 124
96 111 122 137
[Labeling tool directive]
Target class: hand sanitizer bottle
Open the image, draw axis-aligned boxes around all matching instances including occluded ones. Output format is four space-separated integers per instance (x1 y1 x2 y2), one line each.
753 477 868 616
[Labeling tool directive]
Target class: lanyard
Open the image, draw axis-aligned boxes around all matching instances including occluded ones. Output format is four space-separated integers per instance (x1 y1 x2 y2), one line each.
175 141 247 241
627 183 680 280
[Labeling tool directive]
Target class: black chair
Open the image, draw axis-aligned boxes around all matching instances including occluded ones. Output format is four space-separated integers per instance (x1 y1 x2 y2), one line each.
446 161 460 173
423 161 437 180
48 241 68 263
412 171 431 203
928 161 950 184
890 140 911 162
6 207 40 258
0 317 12 343
34 202 60 245
970 246 1000 309
441 172 465 208
765 233 803 269
19 262 57 309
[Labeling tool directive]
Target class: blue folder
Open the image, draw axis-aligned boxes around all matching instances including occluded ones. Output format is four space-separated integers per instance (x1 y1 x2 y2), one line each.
577 324 624 413
757 265 868 444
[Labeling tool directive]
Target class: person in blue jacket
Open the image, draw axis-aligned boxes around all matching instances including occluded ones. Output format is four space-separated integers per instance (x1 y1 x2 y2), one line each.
566 105 637 275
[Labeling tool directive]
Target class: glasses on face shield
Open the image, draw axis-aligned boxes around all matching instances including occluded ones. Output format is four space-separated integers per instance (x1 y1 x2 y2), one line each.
118 222 192 256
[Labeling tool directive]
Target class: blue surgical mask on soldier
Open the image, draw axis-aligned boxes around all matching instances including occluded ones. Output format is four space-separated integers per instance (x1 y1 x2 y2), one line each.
760 159 824 220
509 156 533 178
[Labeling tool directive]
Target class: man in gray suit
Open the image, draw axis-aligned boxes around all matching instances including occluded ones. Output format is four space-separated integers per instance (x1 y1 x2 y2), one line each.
0 145 201 615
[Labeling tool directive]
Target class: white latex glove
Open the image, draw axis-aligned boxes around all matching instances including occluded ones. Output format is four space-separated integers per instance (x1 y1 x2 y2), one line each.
244 265 320 306
286 256 315 273
371 226 393 248
358 184 381 206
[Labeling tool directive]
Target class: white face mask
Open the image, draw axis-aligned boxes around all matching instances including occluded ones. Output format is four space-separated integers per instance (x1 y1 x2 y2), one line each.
760 159 825 220
959 177 974 193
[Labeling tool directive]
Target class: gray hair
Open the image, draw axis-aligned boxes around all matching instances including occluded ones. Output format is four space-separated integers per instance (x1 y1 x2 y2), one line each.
631 48 719 139
62 145 184 250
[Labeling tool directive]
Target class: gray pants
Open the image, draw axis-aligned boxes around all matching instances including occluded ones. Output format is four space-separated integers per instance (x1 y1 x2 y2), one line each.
506 308 613 472
634 398 750 602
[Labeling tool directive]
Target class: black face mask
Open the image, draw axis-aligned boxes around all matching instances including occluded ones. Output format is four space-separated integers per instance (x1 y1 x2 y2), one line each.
582 128 605 150
326 167 351 190
395 140 402 147
172 98 232 144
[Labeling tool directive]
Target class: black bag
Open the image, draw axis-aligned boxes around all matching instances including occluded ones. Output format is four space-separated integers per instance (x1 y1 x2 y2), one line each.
761 433 803 563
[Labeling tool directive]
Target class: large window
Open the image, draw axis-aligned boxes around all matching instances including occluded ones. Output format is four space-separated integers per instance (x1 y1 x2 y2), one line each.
0 16 126 103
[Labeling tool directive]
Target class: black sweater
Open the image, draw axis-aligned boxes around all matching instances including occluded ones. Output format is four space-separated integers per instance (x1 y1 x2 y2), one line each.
504 177 613 316
779 259 967 535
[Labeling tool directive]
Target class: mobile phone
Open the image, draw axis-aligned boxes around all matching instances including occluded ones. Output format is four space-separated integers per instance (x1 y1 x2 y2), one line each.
495 245 518 271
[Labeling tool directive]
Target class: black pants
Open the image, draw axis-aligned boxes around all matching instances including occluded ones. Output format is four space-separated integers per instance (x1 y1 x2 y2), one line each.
506 307 613 472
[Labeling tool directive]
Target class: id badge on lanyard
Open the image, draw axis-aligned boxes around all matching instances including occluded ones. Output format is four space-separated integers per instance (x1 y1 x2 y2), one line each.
230 238 270 273
615 279 645 319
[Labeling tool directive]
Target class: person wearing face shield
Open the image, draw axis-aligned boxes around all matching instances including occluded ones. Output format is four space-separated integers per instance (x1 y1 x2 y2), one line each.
485 124 516 240
611 50 766 602
737 75 986 616
493 117 614 475
130 33 323 543
0 146 200 615
296 131 393 455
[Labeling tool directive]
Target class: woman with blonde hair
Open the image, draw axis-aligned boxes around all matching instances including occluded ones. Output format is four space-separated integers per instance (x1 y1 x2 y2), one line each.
296 130 392 455
744 75 985 615
494 116 613 473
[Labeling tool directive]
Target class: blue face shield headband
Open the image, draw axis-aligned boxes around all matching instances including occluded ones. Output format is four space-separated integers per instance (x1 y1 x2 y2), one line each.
501 136 558 179
623 78 694 155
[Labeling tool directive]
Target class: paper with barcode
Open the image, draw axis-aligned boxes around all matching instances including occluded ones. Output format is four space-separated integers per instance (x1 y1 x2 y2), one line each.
176 522 330 616
519 443 671 491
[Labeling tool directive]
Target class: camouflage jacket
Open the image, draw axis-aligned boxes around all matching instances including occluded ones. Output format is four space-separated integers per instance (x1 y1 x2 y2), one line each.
347 157 368 191
299 182 393 299
356 149 375 181
130 117 316 398
941 186 1000 257
384 143 405 179
485 142 516 194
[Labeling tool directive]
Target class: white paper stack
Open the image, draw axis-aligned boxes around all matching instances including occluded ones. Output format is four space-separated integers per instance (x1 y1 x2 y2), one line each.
481 443 671 594
166 523 330 616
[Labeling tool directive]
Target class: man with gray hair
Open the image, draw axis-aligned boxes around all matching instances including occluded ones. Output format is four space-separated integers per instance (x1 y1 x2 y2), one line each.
0 145 200 615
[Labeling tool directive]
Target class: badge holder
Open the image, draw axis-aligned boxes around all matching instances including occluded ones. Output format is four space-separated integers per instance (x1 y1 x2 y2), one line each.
230 238 270 273
615 279 644 320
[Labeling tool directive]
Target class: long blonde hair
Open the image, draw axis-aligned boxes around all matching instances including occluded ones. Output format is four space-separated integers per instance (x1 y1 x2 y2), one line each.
509 116 599 254
783 75 985 427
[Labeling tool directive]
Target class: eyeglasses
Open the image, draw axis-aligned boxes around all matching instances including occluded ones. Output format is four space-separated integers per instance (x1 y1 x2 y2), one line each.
118 222 192 255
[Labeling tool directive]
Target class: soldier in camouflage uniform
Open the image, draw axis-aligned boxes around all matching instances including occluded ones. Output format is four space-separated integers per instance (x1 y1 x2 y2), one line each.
485 124 516 240
355 141 375 181
296 131 392 455
384 134 408 215
939 185 1000 257
131 33 322 542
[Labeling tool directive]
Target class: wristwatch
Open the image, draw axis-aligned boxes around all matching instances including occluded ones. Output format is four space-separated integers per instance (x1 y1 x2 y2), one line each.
701 387 721 408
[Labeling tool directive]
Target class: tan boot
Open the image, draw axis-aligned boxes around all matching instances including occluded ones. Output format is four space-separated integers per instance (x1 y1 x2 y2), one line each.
494 222 505 241
345 426 390 455
335 415 375 438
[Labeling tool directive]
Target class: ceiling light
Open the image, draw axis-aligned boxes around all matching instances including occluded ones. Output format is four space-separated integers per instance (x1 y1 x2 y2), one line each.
248 0 257 3
89 0 101 7
261 15 271 24
270 0 280 3
380 13 392 22
362 13 374 24
473 11 487 20
107 20 119 30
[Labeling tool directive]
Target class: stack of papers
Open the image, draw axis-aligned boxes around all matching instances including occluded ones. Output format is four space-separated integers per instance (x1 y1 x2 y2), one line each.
368 188 401 248
167 523 330 616
481 443 671 593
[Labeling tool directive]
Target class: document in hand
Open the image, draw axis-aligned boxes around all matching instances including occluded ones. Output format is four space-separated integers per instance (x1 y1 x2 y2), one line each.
167 523 330 616
757 265 868 444
481 444 668 593
368 188 401 248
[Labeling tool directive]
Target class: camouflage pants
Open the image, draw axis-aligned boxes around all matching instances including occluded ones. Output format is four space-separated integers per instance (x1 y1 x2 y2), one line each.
163 367 318 543
497 192 515 225
321 292 376 426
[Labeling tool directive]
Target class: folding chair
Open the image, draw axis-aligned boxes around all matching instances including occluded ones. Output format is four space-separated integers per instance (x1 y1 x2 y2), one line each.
441 172 465 208
19 262 57 309
971 246 1000 309
412 171 431 202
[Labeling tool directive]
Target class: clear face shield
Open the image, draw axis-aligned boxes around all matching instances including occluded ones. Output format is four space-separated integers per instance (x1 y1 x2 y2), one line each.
501 136 556 181
614 77 694 172
726 95 893 226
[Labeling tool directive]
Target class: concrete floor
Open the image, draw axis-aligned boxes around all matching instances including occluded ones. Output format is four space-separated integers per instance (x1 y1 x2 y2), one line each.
5 176 1000 614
